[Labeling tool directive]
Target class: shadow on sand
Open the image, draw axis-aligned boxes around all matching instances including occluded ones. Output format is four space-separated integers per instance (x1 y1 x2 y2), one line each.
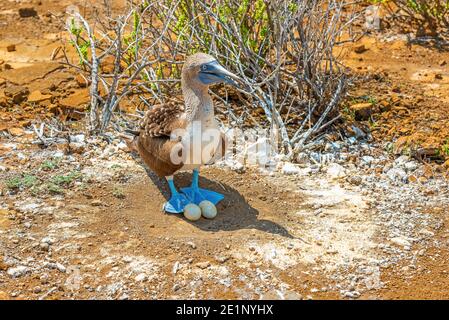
142 166 295 239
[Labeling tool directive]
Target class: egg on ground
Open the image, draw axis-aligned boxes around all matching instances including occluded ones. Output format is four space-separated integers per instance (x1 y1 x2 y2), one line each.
199 200 217 219
183 203 202 221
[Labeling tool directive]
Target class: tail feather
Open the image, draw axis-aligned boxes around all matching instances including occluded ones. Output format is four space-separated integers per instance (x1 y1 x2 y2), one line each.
124 129 140 136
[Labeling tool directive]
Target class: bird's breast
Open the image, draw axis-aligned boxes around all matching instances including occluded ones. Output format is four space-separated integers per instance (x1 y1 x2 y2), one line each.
181 118 221 166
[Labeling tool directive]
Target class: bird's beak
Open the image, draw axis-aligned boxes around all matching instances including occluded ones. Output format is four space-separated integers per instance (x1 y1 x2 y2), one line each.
199 61 242 88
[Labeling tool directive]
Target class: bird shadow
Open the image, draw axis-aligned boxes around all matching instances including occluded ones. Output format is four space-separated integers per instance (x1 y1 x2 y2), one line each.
141 165 294 239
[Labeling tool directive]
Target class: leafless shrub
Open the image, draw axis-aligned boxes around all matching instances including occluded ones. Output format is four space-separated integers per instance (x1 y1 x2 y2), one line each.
379 0 449 36
64 0 359 157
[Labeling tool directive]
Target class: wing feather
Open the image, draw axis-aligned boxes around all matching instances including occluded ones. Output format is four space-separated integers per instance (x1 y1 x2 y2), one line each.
133 101 187 177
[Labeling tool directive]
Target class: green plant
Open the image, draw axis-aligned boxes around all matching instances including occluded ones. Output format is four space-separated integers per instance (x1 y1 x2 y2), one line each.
47 183 64 194
51 171 82 186
112 186 125 199
40 159 60 171
441 141 449 156
5 174 38 190
68 17 90 66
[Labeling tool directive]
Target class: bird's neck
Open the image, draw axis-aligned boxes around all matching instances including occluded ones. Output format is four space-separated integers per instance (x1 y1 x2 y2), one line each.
182 81 214 122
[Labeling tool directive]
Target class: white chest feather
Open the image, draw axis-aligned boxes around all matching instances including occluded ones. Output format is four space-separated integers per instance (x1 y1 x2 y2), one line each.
181 115 221 170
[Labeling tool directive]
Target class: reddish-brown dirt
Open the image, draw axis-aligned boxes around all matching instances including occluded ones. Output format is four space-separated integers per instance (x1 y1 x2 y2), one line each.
0 0 448 300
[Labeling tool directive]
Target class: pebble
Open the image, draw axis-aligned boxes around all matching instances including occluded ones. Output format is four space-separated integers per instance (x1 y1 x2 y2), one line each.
214 255 229 264
347 175 362 186
172 261 180 274
195 262 210 269
390 237 411 247
361 156 375 165
282 163 301 175
7 266 29 278
326 163 347 179
39 242 50 251
134 273 147 282
186 241 196 249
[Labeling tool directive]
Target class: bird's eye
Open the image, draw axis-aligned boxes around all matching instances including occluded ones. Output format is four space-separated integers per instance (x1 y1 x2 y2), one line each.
201 65 207 71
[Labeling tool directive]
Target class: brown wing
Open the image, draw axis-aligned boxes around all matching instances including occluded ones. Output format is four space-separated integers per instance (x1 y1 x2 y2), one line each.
134 102 187 177
139 102 185 138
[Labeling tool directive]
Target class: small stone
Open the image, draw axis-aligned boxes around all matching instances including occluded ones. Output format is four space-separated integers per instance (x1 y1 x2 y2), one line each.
27 90 52 103
354 45 368 54
8 127 25 137
172 283 181 292
39 242 50 251
386 167 407 182
343 291 361 299
18 8 38 18
172 261 180 274
69 142 85 154
282 163 301 175
7 266 29 278
75 74 89 88
404 161 418 172
326 163 347 179
215 255 229 263
91 200 103 207
350 103 373 121
41 237 55 245
6 44 16 52
361 156 375 165
4 85 29 104
55 263 66 273
195 262 210 269
34 287 42 294
40 274 49 284
390 237 411 247
186 241 196 249
134 273 147 282
347 175 362 186
231 162 245 173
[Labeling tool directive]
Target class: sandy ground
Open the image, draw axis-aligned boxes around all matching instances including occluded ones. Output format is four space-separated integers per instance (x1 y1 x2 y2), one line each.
0 0 448 300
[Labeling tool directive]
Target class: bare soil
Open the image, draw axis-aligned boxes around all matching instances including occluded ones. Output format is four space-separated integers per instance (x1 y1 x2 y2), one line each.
0 0 448 300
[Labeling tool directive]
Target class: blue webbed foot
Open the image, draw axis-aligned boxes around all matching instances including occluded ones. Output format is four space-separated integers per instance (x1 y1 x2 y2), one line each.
164 193 190 214
180 186 224 205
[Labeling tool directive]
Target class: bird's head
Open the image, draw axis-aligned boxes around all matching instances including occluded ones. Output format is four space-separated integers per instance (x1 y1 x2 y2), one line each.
182 53 241 89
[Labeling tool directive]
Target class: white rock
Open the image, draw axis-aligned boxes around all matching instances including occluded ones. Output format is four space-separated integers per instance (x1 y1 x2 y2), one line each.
343 291 361 298
281 163 301 175
70 134 85 143
55 263 66 273
231 162 245 173
7 266 29 278
404 161 418 172
41 236 56 245
134 273 147 282
395 155 410 166
361 156 375 165
53 151 64 158
117 141 128 151
390 237 411 247
326 163 347 179
0 165 6 171
386 168 407 182
172 261 180 274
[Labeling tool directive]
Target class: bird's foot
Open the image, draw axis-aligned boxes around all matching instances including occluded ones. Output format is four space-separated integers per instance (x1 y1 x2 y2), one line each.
181 187 224 205
163 193 190 214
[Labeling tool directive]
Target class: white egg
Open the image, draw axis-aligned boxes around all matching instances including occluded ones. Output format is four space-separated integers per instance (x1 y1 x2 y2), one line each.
183 204 202 221
199 200 217 219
